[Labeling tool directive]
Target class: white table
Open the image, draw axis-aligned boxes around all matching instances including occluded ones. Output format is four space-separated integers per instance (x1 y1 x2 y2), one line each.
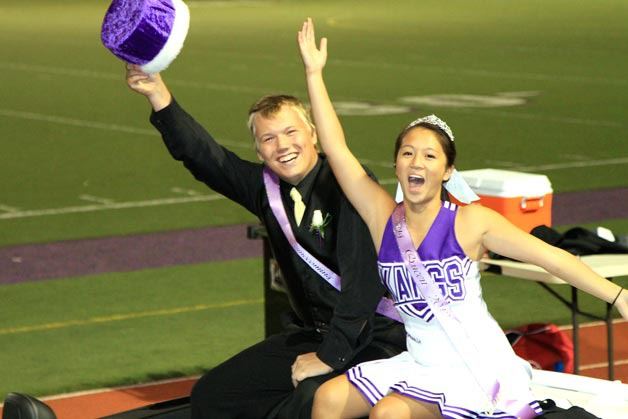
482 254 628 380
531 369 628 418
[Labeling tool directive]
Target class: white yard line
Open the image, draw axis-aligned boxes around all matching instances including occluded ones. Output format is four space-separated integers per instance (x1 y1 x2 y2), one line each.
331 59 628 87
170 187 203 196
1 60 624 126
2 106 625 177
379 156 628 184
448 107 622 128
0 154 625 219
78 195 115 205
0 108 252 150
0 205 20 213
0 195 227 220
580 359 628 371
11 59 626 87
511 157 628 172
0 61 270 95
557 318 627 331
0 299 263 337
0 108 156 135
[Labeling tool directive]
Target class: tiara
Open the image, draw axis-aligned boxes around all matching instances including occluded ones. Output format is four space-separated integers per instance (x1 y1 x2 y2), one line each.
405 114 454 142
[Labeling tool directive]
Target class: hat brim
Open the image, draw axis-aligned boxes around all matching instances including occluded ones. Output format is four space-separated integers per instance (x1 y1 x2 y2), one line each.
140 0 190 74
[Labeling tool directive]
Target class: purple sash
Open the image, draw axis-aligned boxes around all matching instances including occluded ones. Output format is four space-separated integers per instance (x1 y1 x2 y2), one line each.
391 204 536 418
263 168 401 323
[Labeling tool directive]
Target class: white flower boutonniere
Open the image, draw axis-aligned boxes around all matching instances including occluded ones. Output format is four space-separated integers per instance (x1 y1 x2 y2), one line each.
309 210 332 239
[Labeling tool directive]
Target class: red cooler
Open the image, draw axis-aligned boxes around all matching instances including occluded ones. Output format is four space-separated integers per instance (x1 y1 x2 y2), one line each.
460 169 553 232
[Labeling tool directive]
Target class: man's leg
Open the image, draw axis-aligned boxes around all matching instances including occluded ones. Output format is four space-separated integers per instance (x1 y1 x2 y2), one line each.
190 330 319 419
271 372 338 419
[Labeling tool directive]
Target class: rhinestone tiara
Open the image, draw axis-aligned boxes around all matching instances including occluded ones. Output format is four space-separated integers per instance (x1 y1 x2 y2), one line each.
405 114 454 142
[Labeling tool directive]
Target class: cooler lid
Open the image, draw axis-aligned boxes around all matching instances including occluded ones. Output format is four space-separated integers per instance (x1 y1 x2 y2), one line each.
460 168 553 198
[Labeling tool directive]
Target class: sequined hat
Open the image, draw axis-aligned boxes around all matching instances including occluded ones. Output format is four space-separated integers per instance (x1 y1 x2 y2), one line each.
101 0 190 74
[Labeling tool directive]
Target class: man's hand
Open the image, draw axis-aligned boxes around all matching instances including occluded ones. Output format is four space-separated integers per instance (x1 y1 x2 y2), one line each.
291 352 333 387
125 64 172 111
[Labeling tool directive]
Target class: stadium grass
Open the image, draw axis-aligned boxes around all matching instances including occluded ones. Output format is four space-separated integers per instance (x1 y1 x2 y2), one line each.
1 0 627 246
0 258 263 398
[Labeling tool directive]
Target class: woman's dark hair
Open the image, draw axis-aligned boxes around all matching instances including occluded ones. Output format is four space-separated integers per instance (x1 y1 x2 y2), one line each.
393 122 456 167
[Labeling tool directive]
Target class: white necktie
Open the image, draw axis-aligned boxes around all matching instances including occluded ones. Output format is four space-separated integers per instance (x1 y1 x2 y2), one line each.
289 187 306 226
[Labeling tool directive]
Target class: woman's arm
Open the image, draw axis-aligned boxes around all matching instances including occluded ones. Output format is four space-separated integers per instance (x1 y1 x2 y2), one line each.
458 204 628 319
297 18 394 246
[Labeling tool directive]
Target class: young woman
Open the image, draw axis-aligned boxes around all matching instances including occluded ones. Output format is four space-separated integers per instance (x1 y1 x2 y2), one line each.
297 18 628 419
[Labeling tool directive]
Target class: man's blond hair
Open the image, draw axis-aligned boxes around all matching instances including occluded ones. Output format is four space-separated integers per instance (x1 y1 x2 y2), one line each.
247 95 315 137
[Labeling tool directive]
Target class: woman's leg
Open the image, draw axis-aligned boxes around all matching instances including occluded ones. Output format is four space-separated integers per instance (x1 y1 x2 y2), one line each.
370 393 440 419
312 374 372 419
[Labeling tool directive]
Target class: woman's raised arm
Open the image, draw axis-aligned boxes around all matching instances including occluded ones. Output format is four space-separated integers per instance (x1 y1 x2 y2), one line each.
297 18 394 243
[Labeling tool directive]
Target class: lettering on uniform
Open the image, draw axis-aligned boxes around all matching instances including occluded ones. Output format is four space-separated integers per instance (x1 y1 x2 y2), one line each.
378 256 469 319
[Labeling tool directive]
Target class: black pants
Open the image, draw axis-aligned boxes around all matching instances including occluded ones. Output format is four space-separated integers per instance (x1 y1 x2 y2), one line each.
190 328 402 419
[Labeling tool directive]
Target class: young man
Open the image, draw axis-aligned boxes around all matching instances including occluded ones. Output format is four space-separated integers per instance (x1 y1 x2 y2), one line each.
126 65 405 419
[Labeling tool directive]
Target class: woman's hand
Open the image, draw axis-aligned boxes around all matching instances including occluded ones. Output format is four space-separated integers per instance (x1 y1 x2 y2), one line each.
297 17 327 75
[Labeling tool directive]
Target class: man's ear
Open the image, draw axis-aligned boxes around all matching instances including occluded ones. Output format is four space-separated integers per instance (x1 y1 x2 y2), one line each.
253 138 264 162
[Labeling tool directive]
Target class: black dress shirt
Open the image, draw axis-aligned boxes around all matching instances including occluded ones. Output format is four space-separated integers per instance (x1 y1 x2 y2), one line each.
150 99 404 370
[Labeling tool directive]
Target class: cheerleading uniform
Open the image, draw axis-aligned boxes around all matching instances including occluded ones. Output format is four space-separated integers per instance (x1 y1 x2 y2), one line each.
346 201 542 418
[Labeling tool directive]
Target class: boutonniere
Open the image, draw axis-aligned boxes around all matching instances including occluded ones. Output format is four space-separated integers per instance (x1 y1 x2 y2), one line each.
309 210 332 240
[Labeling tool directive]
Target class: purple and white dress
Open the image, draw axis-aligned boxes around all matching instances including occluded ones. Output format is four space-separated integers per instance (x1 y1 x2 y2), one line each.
346 201 541 418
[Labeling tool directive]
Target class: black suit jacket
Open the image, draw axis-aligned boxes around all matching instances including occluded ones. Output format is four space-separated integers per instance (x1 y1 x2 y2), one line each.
150 99 404 369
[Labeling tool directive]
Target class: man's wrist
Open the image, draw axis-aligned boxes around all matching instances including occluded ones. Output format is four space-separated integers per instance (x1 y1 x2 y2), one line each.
148 88 172 112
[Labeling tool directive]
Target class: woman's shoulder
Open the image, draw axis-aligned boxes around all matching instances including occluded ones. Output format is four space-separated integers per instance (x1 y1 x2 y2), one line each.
455 203 500 241
457 202 498 221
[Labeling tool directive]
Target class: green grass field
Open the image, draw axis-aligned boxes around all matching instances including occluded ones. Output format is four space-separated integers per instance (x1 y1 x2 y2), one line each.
0 259 264 397
1 0 627 399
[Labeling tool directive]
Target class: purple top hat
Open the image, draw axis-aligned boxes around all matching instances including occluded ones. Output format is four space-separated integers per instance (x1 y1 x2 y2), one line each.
101 0 190 74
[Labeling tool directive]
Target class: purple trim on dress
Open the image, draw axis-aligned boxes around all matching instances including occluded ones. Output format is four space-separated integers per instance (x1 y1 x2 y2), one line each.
397 302 434 321
378 201 463 264
390 381 540 419
345 367 383 406
101 0 175 64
